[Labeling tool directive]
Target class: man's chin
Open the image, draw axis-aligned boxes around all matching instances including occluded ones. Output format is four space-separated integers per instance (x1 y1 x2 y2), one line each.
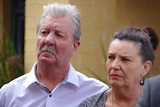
39 56 56 64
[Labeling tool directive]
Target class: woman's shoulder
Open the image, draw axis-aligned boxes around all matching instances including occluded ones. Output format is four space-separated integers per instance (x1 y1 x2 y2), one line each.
79 90 108 107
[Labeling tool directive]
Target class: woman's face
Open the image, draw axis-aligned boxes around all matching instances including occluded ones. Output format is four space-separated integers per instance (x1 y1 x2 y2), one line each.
106 39 147 89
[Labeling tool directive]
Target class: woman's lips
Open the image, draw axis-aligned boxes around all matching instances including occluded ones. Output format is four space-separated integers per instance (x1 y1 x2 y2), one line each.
110 74 122 79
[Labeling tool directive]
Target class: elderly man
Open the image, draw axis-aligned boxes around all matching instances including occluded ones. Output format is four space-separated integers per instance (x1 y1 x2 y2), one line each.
0 3 108 107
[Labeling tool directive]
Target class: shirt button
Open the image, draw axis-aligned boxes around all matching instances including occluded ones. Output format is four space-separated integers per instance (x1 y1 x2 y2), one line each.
49 94 52 97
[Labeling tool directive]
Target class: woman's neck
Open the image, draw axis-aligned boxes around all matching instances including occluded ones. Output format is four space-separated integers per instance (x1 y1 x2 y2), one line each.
106 86 142 107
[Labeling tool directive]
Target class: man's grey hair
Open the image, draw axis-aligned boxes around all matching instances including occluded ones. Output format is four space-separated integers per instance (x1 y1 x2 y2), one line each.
36 2 81 41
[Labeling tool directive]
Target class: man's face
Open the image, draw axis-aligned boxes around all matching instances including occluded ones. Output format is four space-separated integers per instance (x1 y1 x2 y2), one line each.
36 15 80 67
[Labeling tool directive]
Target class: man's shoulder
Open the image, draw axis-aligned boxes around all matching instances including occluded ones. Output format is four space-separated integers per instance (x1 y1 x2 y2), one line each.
76 71 109 89
0 73 28 91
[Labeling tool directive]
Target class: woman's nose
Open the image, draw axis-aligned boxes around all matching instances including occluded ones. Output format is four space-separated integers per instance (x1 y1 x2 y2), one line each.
111 59 120 69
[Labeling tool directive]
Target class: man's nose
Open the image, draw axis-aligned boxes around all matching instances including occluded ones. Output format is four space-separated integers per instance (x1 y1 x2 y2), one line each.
45 33 55 45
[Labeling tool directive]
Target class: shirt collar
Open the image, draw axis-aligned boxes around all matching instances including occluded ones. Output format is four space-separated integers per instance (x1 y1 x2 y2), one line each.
23 63 80 89
63 63 79 87
24 62 38 89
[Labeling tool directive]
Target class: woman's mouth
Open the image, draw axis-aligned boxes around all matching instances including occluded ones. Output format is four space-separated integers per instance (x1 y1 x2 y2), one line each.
110 74 121 79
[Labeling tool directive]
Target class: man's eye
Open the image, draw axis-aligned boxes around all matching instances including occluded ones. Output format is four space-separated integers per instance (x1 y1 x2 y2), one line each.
108 55 115 60
55 32 65 39
41 31 46 34
56 33 62 37
40 30 49 37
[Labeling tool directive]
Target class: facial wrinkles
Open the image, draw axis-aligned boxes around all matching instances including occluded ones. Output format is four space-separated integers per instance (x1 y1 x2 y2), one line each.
43 16 66 31
107 40 137 76
52 16 73 36
52 17 74 45
38 16 73 47
39 18 70 42
111 40 139 59
52 19 66 33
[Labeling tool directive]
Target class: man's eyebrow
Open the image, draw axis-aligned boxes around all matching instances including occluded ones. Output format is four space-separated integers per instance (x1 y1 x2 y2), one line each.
39 26 49 29
55 28 65 33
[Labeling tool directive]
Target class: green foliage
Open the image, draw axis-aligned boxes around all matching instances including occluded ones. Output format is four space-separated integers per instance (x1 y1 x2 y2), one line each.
86 38 109 85
0 20 24 87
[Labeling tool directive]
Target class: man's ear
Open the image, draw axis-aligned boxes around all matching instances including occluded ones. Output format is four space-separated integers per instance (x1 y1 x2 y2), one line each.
71 41 80 57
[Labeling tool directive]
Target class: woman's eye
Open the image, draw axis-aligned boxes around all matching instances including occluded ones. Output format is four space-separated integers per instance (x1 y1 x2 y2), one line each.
121 58 130 62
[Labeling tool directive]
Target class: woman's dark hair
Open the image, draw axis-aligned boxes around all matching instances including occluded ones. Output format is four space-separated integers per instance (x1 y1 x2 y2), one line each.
111 26 159 63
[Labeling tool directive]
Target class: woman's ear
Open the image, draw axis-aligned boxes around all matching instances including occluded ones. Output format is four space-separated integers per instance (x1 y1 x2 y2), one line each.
143 60 152 76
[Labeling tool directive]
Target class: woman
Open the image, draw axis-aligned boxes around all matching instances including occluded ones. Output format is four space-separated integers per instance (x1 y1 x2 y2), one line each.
79 26 159 107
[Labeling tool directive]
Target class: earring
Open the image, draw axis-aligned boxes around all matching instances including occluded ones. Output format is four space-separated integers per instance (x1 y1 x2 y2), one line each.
140 78 144 86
